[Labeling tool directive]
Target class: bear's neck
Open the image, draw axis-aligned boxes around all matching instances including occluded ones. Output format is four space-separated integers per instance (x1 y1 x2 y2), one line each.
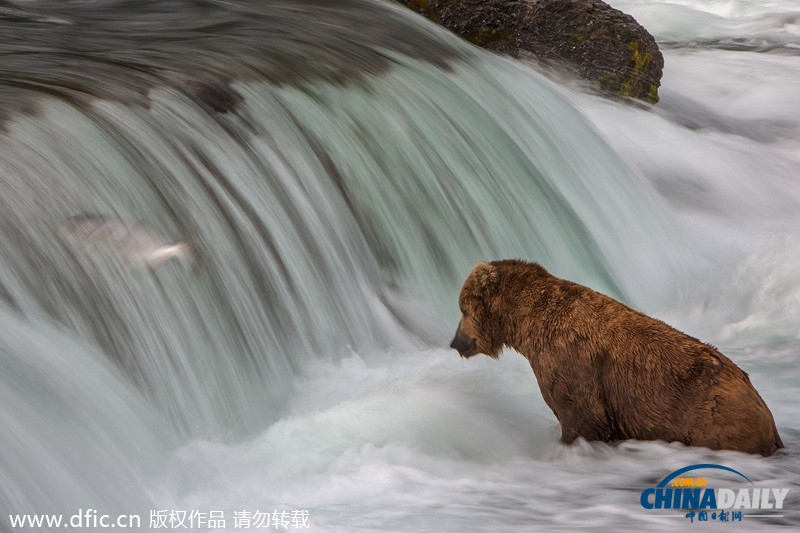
496 278 565 358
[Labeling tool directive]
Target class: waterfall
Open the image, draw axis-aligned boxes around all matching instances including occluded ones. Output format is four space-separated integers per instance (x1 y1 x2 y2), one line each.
1 0 759 528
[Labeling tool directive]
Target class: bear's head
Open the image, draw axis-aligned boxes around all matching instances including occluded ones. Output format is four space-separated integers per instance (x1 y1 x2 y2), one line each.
450 261 501 359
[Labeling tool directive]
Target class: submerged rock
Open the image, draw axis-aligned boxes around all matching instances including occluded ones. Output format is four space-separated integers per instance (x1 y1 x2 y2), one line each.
163 71 242 114
398 0 663 102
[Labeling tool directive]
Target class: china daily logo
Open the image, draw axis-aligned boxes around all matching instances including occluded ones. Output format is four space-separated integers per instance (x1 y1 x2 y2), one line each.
641 464 790 523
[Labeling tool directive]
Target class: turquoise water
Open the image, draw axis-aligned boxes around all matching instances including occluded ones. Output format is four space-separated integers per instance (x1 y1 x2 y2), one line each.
0 1 797 530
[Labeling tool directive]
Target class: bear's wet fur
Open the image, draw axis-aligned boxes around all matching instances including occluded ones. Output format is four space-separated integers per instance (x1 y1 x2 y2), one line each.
450 260 783 456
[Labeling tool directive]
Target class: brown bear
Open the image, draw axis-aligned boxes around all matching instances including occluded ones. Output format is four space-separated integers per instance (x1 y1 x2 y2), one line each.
450 259 783 456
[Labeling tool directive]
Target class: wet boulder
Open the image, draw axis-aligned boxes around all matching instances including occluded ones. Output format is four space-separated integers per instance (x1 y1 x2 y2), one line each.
397 0 663 102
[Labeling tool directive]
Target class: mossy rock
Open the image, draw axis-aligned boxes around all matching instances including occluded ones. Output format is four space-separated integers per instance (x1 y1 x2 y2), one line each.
396 0 663 103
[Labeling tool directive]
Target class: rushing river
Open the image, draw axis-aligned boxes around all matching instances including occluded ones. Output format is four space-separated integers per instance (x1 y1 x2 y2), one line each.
1 0 798 531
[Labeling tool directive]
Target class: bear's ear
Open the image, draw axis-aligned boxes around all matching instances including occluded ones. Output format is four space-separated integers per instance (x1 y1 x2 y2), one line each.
472 261 498 292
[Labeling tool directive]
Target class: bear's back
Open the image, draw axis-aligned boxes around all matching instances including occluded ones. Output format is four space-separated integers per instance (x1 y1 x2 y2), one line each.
518 269 783 455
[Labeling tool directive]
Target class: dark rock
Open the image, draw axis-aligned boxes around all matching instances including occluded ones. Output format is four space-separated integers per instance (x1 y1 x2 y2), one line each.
520 0 663 102
163 71 242 114
397 0 663 102
400 0 523 55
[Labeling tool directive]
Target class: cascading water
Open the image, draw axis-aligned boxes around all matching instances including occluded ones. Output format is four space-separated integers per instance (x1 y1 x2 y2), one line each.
1 0 798 531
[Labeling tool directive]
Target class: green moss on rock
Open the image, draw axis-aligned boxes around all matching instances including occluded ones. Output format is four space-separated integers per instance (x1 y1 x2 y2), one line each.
395 0 664 104
468 27 516 49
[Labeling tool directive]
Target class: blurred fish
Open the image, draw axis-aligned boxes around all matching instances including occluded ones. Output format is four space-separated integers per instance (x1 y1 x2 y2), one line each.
60 215 197 273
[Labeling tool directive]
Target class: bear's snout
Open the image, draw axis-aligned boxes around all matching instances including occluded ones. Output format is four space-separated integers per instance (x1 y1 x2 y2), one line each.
450 327 477 358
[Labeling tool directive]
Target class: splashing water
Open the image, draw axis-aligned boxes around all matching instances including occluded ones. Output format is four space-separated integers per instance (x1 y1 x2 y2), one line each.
1 0 798 531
